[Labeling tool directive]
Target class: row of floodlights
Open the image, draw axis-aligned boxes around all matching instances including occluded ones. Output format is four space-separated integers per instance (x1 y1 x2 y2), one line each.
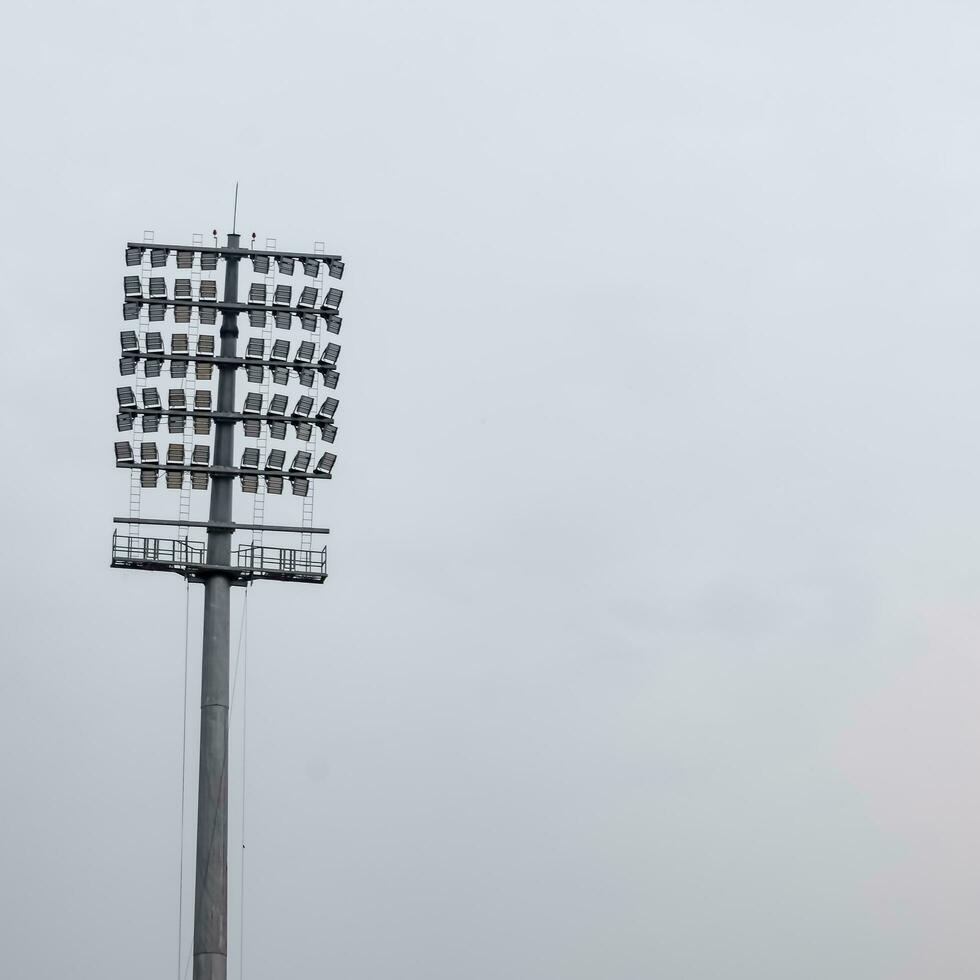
122 276 344 331
126 246 344 281
118 331 341 388
113 441 336 495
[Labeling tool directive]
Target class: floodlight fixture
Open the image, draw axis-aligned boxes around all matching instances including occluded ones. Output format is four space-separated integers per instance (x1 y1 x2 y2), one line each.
200 306 217 325
142 470 159 488
201 251 218 271
169 415 186 435
298 286 318 308
197 335 215 356
114 441 134 464
269 420 287 439
192 445 210 465
168 444 185 464
252 255 270 274
141 443 159 463
300 313 318 331
151 248 169 268
276 255 295 275
270 340 290 361
296 341 315 363
322 288 343 310
269 394 288 416
324 315 342 335
249 310 266 329
143 388 161 409
321 370 339 390
329 259 344 280
293 421 313 442
117 414 134 433
293 395 314 417
267 449 286 470
303 258 320 277
319 342 341 366
149 277 167 298
124 276 142 298
290 477 310 497
125 246 143 266
297 368 315 388
317 396 339 421
319 423 338 444
274 311 291 330
175 279 192 300
175 306 191 324
242 447 260 469
266 474 284 494
146 332 164 354
315 452 337 476
172 334 189 353
200 280 218 302
143 414 160 433
274 285 292 306
124 302 140 321
169 389 187 410
290 451 311 473
248 283 267 305
176 250 194 269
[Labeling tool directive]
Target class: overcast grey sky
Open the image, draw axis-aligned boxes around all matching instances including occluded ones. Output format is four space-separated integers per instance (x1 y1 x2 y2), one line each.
3 1 980 977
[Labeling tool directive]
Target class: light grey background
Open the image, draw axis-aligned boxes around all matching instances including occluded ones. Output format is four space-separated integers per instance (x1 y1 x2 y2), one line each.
2 1 980 977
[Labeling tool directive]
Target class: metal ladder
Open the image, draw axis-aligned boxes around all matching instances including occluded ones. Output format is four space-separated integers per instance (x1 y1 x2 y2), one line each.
251 237 278 549
129 230 155 537
177 232 204 540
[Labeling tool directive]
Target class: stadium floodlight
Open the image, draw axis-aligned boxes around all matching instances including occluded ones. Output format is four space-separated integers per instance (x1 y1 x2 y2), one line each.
319 422 338 444
321 370 339 390
194 391 212 435
317 396 339 421
112 230 350 980
293 395 314 418
319 342 341 367
315 452 337 476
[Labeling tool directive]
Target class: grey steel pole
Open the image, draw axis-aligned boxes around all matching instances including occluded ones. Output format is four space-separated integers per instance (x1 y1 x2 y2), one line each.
193 233 240 980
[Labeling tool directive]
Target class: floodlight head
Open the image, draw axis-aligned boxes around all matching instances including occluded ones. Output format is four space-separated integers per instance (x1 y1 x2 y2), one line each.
114 441 134 464
267 449 286 471
172 334 189 353
119 357 137 376
197 336 215 356
270 340 290 362
319 422 338 444
293 395 314 418
324 315 342 335
329 259 345 280
248 283 266 305
117 413 134 432
319 342 341 366
123 302 140 321
175 279 192 300
200 307 217 325
201 251 218 271
298 286 318 308
321 370 339 390
168 444 185 464
192 445 210 465
199 280 217 301
296 341 315 363
297 368 315 388
176 250 194 269
125 246 143 266
124 275 142 298
290 451 311 473
117 386 136 409
269 420 287 440
300 313 317 332
120 330 139 354
266 475 284 495
169 389 187 409
149 277 167 298
150 248 169 268
290 477 310 497
293 421 313 442
274 311 291 330
246 338 264 359
242 448 260 469
273 285 292 306
143 388 161 409
252 254 270 274
303 258 320 277
276 256 295 275
315 452 337 475
243 392 263 414
143 415 160 433
317 396 339 421
169 415 186 434
269 394 288 416
146 332 164 353
141 443 158 463
322 288 343 311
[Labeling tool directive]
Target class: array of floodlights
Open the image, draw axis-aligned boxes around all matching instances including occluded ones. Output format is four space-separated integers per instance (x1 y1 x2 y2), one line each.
123 247 343 332
114 440 336 495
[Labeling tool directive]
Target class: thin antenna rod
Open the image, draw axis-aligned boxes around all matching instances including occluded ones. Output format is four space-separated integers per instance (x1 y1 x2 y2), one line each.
232 182 239 234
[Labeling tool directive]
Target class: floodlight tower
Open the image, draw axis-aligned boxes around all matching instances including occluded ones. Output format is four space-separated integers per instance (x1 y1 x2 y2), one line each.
112 230 347 980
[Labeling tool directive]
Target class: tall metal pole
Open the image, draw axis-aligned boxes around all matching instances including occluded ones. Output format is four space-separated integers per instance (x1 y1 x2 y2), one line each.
193 233 240 980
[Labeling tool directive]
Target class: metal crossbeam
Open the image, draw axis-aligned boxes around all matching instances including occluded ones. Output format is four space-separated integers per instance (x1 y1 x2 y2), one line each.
113 516 330 533
120 353 337 370
128 241 341 262
119 409 335 425
116 462 332 479
126 298 339 317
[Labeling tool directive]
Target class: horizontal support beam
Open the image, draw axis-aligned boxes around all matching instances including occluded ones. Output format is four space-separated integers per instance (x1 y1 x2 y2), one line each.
116 462 332 479
125 298 340 318
128 241 341 262
113 517 329 534
121 353 337 371
118 408 337 425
